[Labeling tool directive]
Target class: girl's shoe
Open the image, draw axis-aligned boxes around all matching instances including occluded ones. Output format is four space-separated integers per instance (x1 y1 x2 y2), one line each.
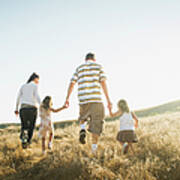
122 143 129 154
48 142 53 150
42 150 46 155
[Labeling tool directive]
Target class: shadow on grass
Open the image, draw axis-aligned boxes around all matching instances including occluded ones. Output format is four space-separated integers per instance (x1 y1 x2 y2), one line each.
2 156 86 180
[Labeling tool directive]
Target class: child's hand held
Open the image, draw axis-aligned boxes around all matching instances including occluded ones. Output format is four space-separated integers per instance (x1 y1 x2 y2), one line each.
135 122 138 128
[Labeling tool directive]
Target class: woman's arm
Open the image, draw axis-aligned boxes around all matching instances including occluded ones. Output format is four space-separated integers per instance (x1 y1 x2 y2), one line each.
15 87 22 115
132 112 139 128
34 85 41 105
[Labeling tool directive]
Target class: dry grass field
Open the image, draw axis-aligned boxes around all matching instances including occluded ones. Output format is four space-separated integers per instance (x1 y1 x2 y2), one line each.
0 112 180 180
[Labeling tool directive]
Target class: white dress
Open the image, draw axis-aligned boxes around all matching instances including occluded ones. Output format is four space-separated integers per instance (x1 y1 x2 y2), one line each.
39 107 54 138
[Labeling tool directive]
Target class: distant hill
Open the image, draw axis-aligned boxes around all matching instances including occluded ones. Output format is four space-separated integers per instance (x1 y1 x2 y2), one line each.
135 100 180 117
1 100 180 129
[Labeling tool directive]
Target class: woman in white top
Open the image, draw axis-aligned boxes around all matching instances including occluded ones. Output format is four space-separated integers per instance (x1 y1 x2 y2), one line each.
110 99 138 154
15 73 41 148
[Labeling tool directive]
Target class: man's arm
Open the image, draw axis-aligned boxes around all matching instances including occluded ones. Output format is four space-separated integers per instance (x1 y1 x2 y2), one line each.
100 80 112 113
64 82 76 107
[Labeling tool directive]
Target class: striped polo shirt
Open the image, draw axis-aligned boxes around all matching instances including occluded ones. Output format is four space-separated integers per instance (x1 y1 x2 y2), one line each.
71 60 106 105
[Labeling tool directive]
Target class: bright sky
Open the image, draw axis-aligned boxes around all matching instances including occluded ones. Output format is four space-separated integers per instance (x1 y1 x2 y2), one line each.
0 0 180 124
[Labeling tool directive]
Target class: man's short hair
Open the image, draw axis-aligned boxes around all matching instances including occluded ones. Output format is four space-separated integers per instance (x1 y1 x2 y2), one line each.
85 53 95 60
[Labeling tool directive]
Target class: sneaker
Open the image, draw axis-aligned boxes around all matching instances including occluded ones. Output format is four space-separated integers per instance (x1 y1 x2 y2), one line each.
122 143 129 154
21 130 29 149
79 129 86 144
42 150 46 155
48 142 53 150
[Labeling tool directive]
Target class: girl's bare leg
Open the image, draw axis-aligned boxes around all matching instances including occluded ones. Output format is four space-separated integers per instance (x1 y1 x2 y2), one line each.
42 137 46 154
120 142 129 154
49 133 53 143
120 142 124 146
128 143 135 154
48 133 53 150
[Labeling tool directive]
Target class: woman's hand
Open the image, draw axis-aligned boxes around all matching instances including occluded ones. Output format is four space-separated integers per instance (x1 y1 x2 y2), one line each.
14 110 19 116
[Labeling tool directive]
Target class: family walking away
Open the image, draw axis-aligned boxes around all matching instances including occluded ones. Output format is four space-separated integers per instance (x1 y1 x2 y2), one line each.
15 53 139 155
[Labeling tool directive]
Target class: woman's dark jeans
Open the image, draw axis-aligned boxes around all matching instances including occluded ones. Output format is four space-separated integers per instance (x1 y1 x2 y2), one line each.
19 107 37 143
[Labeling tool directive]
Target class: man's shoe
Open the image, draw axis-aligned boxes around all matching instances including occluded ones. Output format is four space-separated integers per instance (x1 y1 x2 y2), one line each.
21 130 29 149
79 129 86 144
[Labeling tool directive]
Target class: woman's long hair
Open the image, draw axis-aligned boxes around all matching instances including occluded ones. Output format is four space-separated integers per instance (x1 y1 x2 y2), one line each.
118 99 130 113
27 73 39 83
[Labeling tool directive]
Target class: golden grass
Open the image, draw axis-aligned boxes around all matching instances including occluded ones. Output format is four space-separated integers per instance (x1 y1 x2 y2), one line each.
0 112 180 180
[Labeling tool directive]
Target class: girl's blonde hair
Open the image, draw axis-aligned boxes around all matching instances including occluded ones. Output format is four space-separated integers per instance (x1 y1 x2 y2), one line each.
118 99 130 113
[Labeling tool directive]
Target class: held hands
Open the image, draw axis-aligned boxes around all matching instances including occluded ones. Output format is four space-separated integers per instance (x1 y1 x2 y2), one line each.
135 121 138 129
62 104 68 109
14 110 19 116
53 104 68 113
107 101 113 116
64 99 70 108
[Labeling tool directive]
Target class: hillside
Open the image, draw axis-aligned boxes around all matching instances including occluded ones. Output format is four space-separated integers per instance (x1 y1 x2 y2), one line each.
135 100 180 117
0 112 180 180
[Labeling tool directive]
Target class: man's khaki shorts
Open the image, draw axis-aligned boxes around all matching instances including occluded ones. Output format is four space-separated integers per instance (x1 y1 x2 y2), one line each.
79 103 105 135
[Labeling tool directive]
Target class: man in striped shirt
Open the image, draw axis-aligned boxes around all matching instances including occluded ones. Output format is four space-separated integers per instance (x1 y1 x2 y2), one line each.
64 53 112 153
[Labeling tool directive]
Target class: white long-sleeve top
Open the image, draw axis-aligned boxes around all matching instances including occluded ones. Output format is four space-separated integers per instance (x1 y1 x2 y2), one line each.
16 82 41 110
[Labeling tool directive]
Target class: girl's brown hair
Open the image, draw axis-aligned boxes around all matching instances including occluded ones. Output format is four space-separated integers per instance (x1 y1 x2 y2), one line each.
118 99 130 113
41 96 52 111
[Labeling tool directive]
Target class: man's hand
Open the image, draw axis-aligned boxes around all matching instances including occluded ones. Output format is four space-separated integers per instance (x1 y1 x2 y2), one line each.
100 80 112 115
135 121 138 128
64 82 75 108
107 101 112 115
14 110 19 116
64 99 70 108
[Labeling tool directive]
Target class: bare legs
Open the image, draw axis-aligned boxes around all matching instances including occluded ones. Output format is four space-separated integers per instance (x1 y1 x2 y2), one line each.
42 137 46 154
80 120 99 154
48 133 53 150
92 133 99 144
41 132 54 155
128 143 135 154
92 133 99 154
120 142 135 154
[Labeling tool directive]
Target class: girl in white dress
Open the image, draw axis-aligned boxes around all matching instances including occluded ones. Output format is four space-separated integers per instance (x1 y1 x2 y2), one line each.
110 99 139 154
39 96 67 154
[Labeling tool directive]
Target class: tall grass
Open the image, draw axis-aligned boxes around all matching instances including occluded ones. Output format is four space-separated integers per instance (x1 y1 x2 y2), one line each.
0 112 180 180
